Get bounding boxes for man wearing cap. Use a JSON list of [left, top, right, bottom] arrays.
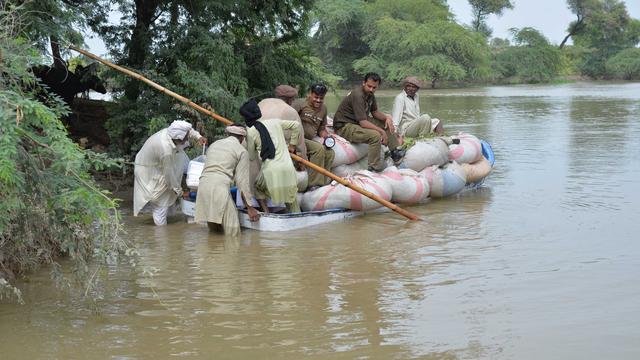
[[292, 83, 335, 190], [333, 72, 402, 172], [274, 84, 298, 106], [134, 120, 207, 225], [195, 124, 260, 236], [240, 99, 302, 213], [391, 76, 444, 139], [258, 85, 308, 164]]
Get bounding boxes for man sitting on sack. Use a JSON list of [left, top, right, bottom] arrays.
[[333, 72, 404, 172], [391, 76, 444, 139], [292, 83, 335, 191]]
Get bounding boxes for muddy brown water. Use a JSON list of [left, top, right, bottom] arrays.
[[2, 82, 640, 359]]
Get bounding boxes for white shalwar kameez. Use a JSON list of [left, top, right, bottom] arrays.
[[133, 126, 202, 225], [391, 90, 435, 138]]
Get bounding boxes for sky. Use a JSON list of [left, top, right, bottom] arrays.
[[447, 0, 640, 45]]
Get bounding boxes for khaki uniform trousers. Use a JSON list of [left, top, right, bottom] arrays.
[[305, 139, 335, 187], [336, 118, 398, 171]]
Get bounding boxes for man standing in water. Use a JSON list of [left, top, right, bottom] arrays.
[[391, 76, 444, 138], [195, 124, 260, 236], [133, 120, 207, 225], [293, 83, 335, 191], [333, 72, 403, 172]]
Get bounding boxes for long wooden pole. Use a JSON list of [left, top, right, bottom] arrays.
[[70, 46, 420, 221]]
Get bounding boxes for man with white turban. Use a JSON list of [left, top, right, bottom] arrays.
[[195, 124, 260, 236], [134, 120, 207, 225], [391, 76, 444, 139]]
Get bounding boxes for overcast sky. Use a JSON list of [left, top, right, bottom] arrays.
[[447, 0, 640, 45]]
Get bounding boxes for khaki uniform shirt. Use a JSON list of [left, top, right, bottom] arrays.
[[333, 86, 378, 128], [292, 98, 328, 139]]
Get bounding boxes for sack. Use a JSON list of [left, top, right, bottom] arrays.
[[330, 135, 369, 167], [186, 155, 206, 189], [331, 157, 368, 177], [448, 133, 483, 164], [381, 166, 429, 204], [301, 170, 392, 211], [461, 157, 492, 184], [420, 161, 467, 198], [296, 170, 308, 192], [400, 139, 449, 172]]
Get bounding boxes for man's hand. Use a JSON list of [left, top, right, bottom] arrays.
[[397, 134, 404, 146], [198, 137, 207, 146], [247, 206, 260, 222], [288, 144, 296, 154], [384, 115, 395, 134]]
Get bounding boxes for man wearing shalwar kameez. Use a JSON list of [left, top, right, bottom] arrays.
[[133, 120, 206, 225], [391, 76, 444, 139], [240, 99, 302, 213], [194, 125, 260, 236]]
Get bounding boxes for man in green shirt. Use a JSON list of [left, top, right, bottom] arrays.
[[292, 83, 335, 190], [333, 72, 402, 171]]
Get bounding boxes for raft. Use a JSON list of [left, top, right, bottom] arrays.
[[180, 138, 495, 232]]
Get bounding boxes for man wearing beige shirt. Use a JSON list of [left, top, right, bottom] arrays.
[[391, 76, 443, 139]]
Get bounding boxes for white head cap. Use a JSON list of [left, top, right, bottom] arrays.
[[167, 120, 193, 140]]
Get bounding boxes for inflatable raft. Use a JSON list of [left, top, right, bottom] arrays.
[[181, 135, 495, 232]]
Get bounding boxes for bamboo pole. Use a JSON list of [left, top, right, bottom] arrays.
[[70, 46, 420, 221]]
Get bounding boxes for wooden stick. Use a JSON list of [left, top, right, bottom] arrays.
[[70, 46, 420, 221]]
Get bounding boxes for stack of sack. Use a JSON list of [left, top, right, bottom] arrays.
[[299, 132, 492, 212]]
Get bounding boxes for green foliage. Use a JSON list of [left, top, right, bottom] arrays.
[[311, 0, 370, 82], [605, 48, 640, 80], [469, 0, 514, 37], [571, 0, 640, 78], [493, 27, 562, 83], [350, 0, 492, 87], [95, 0, 321, 155], [0, 4, 130, 303]]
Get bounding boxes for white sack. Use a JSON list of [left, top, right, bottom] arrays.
[[448, 133, 483, 164], [380, 166, 430, 204], [400, 139, 450, 172], [419, 161, 467, 198], [300, 170, 392, 211]]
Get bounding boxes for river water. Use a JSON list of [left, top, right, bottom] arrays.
[[2, 82, 639, 359]]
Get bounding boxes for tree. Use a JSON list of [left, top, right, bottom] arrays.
[[351, 0, 492, 87], [468, 0, 514, 38], [94, 0, 320, 155], [0, 3, 128, 302], [605, 48, 640, 80], [311, 0, 370, 82], [493, 27, 562, 83], [559, 0, 596, 49], [570, 0, 640, 78]]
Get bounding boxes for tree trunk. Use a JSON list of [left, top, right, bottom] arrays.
[[124, 0, 158, 103], [559, 17, 584, 49], [121, 0, 158, 153], [50, 36, 66, 69]]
